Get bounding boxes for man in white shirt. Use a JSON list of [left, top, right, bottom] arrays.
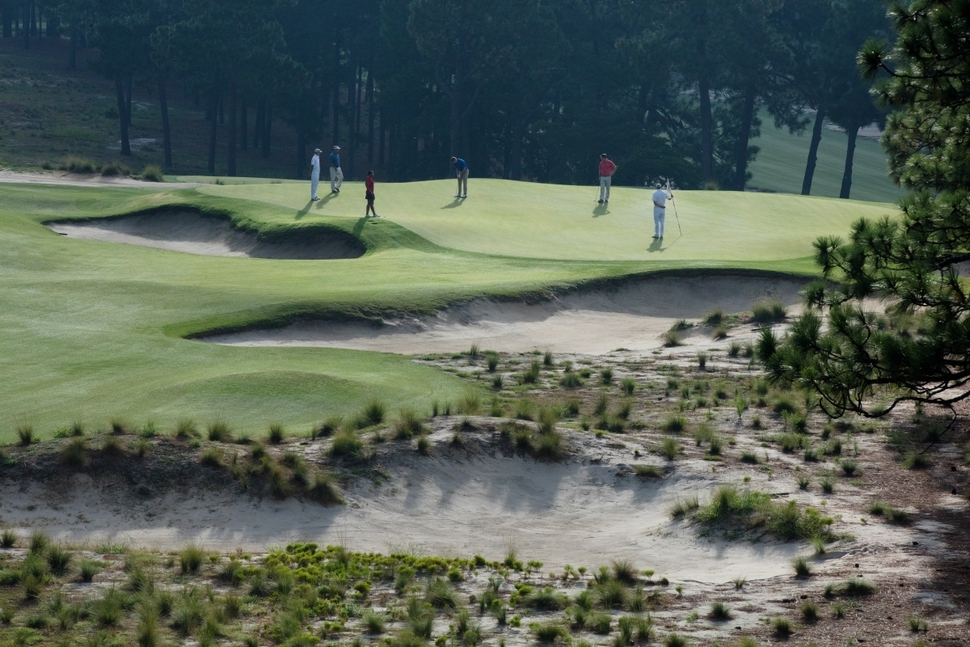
[[310, 148, 322, 201], [651, 182, 672, 239]]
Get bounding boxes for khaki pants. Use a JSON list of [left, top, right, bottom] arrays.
[[599, 176, 612, 201], [330, 166, 343, 191], [456, 168, 469, 195]]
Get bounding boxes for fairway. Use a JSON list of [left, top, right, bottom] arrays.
[[0, 178, 898, 442]]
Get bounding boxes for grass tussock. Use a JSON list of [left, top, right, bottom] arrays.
[[695, 486, 833, 541]]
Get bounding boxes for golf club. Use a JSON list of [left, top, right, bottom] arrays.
[[667, 178, 683, 236]]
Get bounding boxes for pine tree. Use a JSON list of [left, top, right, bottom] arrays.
[[758, 0, 970, 420]]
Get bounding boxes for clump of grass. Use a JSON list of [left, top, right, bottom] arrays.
[[664, 633, 688, 647], [468, 344, 481, 359], [820, 477, 835, 494], [315, 416, 343, 438], [175, 419, 198, 438], [179, 546, 205, 574], [515, 399, 535, 420], [330, 430, 369, 461], [752, 299, 787, 324], [521, 360, 542, 384], [663, 330, 682, 347], [1, 530, 17, 548], [29, 532, 50, 555], [308, 470, 342, 505], [727, 341, 743, 357], [739, 451, 759, 464], [200, 448, 223, 467], [61, 155, 99, 173], [837, 578, 877, 597], [46, 544, 72, 576], [486, 351, 500, 372], [16, 424, 35, 446], [771, 617, 791, 637], [696, 352, 708, 370], [776, 432, 806, 453], [458, 390, 481, 415], [394, 409, 425, 439], [662, 415, 687, 433], [79, 559, 101, 583], [357, 400, 386, 427], [669, 495, 699, 518], [100, 161, 130, 177], [660, 437, 681, 460], [792, 556, 812, 577], [709, 601, 731, 620], [634, 464, 663, 479], [141, 165, 164, 182], [363, 611, 387, 634], [60, 437, 88, 467], [267, 423, 285, 444], [903, 451, 932, 469], [207, 421, 233, 442], [704, 308, 724, 326], [416, 434, 432, 455], [530, 621, 568, 644], [621, 377, 635, 395], [840, 459, 859, 476], [801, 601, 819, 622]]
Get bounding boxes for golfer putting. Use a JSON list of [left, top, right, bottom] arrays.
[[651, 182, 673, 239]]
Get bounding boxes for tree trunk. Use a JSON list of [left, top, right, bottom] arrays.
[[227, 81, 237, 176], [331, 33, 341, 145], [348, 59, 360, 180], [46, 10, 59, 37], [115, 76, 131, 156], [29, 1, 36, 36], [366, 64, 375, 163], [698, 64, 713, 184], [733, 86, 757, 191], [378, 113, 386, 169], [839, 124, 859, 199], [208, 89, 219, 175], [508, 118, 524, 181], [239, 98, 247, 151], [22, 0, 29, 49], [3, 6, 12, 38], [68, 24, 76, 68], [254, 100, 264, 149], [296, 122, 306, 180], [158, 76, 172, 169], [124, 75, 133, 129], [449, 55, 463, 155], [261, 103, 272, 158], [801, 108, 825, 195]]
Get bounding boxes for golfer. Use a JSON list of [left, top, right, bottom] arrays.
[[598, 153, 617, 203], [309, 148, 322, 201], [451, 156, 468, 198], [365, 170, 379, 217], [329, 145, 343, 193], [652, 182, 672, 239]]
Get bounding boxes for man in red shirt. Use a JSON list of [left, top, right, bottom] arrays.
[[365, 170, 379, 217], [598, 153, 617, 203]]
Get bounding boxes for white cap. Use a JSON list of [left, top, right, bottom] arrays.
[[314, 148, 322, 153], [333, 145, 341, 150]]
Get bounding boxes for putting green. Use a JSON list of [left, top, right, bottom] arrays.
[[0, 179, 898, 442], [196, 179, 898, 262]]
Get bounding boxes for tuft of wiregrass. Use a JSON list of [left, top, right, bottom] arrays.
[[394, 409, 426, 439], [669, 495, 700, 519], [662, 415, 687, 433], [752, 299, 787, 324], [330, 430, 369, 462], [179, 546, 205, 574], [16, 424, 36, 446], [659, 437, 681, 461], [59, 437, 89, 468], [709, 601, 731, 620], [141, 165, 164, 182], [792, 556, 813, 578], [530, 621, 569, 644], [695, 486, 833, 541], [267, 423, 285, 444], [902, 451, 931, 470], [634, 464, 663, 479], [308, 470, 342, 505], [206, 421, 233, 443]]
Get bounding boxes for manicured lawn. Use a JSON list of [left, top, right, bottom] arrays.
[[0, 179, 897, 442]]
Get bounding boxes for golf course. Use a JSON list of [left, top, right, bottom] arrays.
[[0, 178, 898, 441]]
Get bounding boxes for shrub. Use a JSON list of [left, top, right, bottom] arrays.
[[62, 155, 99, 173], [141, 165, 164, 182], [207, 421, 233, 442]]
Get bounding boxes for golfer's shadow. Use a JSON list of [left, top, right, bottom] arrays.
[[647, 235, 680, 253], [441, 198, 464, 209], [592, 204, 609, 218], [295, 193, 336, 219]]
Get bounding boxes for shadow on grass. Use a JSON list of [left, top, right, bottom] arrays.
[[352, 217, 368, 238], [592, 204, 609, 218], [295, 193, 337, 219], [441, 198, 464, 209], [647, 234, 681, 253]]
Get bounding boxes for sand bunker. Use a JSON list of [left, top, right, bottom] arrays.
[[47, 210, 364, 259], [0, 426, 814, 582], [207, 274, 809, 354]]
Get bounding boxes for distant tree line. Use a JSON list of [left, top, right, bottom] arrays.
[[1, 0, 892, 195]]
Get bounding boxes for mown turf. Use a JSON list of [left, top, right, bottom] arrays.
[[0, 180, 897, 441], [195, 179, 899, 262]]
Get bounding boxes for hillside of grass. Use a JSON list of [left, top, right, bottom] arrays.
[[0, 179, 899, 442], [748, 111, 903, 203]]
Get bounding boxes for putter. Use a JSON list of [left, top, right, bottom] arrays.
[[667, 179, 683, 236]]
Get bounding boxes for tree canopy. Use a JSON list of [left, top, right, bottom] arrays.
[[758, 0, 970, 420]]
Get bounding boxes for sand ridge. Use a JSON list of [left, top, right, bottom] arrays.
[[205, 273, 810, 354], [47, 210, 365, 259]]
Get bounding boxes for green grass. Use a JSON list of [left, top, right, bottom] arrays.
[[0, 179, 899, 440], [748, 109, 904, 203]]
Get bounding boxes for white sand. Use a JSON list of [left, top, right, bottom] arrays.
[[207, 274, 809, 354], [0, 169, 203, 189], [47, 211, 364, 259]]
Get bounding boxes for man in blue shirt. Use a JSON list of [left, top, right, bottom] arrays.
[[329, 145, 343, 194], [451, 156, 468, 198]]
